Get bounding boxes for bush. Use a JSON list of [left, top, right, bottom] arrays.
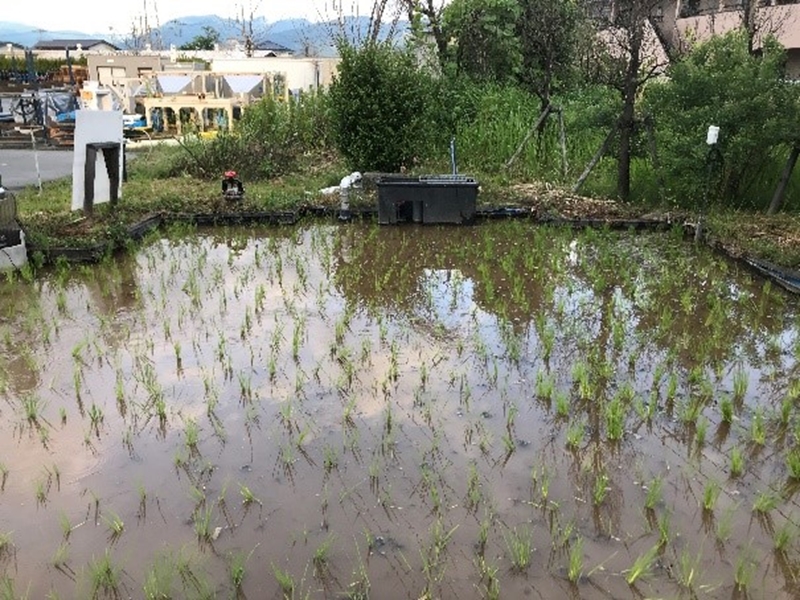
[[644, 31, 800, 209], [168, 92, 330, 181], [328, 42, 438, 172]]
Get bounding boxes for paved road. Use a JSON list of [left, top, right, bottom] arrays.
[[0, 148, 74, 190]]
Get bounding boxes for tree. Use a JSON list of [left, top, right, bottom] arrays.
[[588, 0, 667, 201], [516, 0, 585, 113], [328, 43, 436, 172], [179, 26, 220, 51], [644, 30, 798, 209], [401, 0, 449, 68], [442, 0, 522, 82]]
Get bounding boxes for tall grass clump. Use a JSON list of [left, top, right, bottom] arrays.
[[168, 91, 329, 181]]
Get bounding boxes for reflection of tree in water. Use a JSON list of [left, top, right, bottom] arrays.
[[331, 221, 564, 328], [331, 221, 800, 540], [332, 222, 795, 372]]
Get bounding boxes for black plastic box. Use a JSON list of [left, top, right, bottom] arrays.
[[377, 175, 478, 225]]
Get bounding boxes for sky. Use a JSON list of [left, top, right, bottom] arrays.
[[3, 0, 380, 34]]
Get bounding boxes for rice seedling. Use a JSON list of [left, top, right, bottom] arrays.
[[103, 510, 124, 540], [785, 449, 800, 480], [0, 463, 7, 492], [504, 526, 533, 572], [465, 462, 481, 510], [643, 476, 662, 511], [702, 480, 720, 512], [59, 512, 72, 539], [729, 446, 744, 477], [605, 395, 625, 441], [0, 532, 13, 560], [675, 547, 701, 589], [593, 472, 610, 506], [774, 522, 797, 554], [193, 506, 215, 544], [52, 542, 70, 569], [535, 372, 555, 401], [719, 396, 734, 424], [625, 545, 659, 585], [567, 536, 584, 583], [732, 369, 748, 402], [20, 394, 44, 423], [695, 416, 708, 448], [734, 548, 755, 592], [565, 420, 585, 449], [239, 483, 261, 506], [554, 391, 569, 418], [313, 535, 335, 577], [474, 555, 500, 600], [183, 418, 199, 450], [272, 564, 295, 598], [228, 549, 251, 591], [753, 490, 779, 514], [750, 408, 766, 445], [477, 513, 491, 555], [87, 549, 121, 599]]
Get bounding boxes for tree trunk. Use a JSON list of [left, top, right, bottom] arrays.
[[573, 125, 618, 193], [768, 145, 800, 215], [504, 104, 552, 170]]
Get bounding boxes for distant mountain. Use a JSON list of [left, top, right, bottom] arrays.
[[0, 15, 407, 56], [0, 21, 102, 47]]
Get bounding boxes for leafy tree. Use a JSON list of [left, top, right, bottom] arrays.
[[644, 30, 799, 209], [401, 0, 449, 68], [328, 42, 436, 172], [587, 0, 667, 201], [179, 26, 220, 51], [516, 0, 585, 113], [442, 0, 522, 82]]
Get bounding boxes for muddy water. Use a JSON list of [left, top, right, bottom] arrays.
[[0, 221, 798, 599]]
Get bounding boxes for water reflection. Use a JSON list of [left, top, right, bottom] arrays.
[[0, 221, 796, 599]]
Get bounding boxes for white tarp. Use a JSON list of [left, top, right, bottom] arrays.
[[223, 75, 263, 95], [156, 75, 192, 95]]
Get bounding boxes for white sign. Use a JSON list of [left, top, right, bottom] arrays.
[[71, 110, 124, 212]]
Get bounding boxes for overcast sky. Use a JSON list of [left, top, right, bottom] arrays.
[[3, 0, 380, 35]]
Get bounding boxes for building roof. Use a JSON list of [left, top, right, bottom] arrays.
[[33, 39, 120, 51], [0, 41, 25, 49], [254, 39, 293, 54]]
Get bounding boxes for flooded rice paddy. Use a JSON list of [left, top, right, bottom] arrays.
[[0, 220, 799, 599]]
